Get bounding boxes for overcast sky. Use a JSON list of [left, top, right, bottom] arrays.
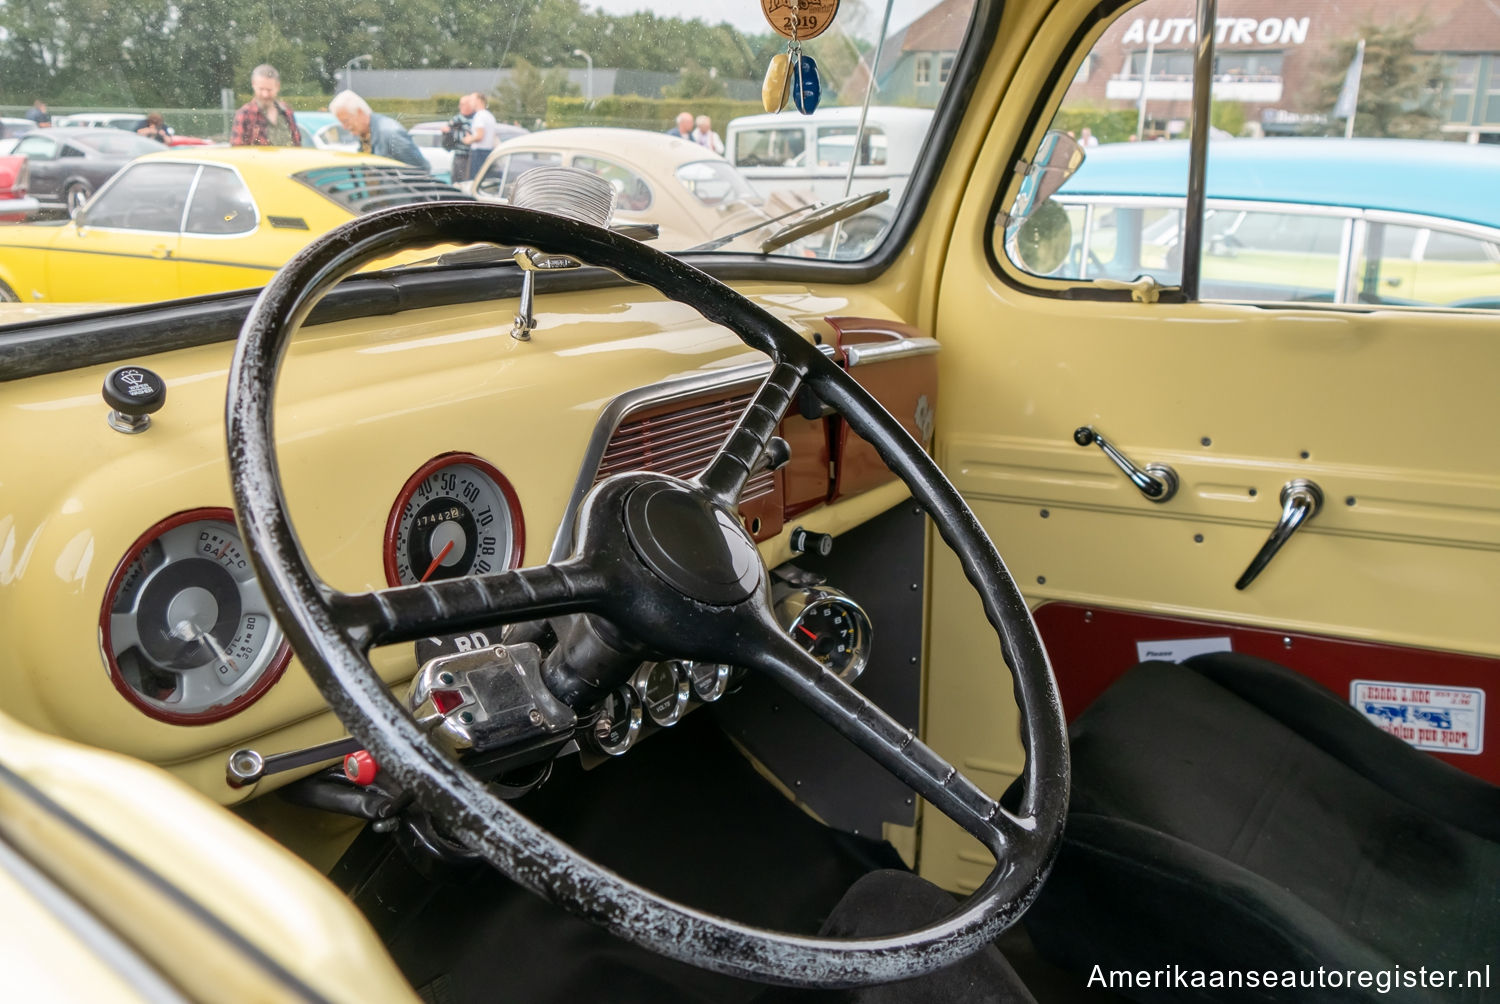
[[586, 0, 938, 40]]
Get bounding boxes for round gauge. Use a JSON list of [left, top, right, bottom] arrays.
[[636, 661, 690, 727], [680, 660, 731, 703], [384, 453, 524, 586], [783, 590, 873, 683], [100, 508, 290, 723], [589, 685, 643, 756]]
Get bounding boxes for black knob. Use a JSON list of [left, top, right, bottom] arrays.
[[756, 436, 791, 474], [790, 527, 834, 558], [103, 366, 166, 417], [103, 365, 166, 433], [1073, 426, 1096, 447]]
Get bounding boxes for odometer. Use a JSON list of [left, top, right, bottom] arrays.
[[385, 453, 524, 586]]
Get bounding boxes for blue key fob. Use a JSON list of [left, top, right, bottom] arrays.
[[793, 54, 821, 114]]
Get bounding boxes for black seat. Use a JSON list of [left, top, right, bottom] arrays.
[[1023, 652, 1500, 1002]]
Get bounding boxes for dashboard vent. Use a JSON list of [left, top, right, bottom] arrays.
[[595, 392, 776, 503]]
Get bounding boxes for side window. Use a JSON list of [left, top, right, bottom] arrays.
[[475, 152, 563, 201], [1357, 223, 1500, 308], [573, 155, 652, 212], [60, 144, 86, 158], [16, 135, 57, 160], [732, 128, 806, 168], [185, 166, 257, 235], [83, 163, 199, 232], [998, 0, 1500, 311], [815, 126, 888, 167]]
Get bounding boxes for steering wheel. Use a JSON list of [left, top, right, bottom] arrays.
[[226, 202, 1068, 988]]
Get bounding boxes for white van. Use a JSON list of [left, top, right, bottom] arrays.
[[725, 106, 934, 205]]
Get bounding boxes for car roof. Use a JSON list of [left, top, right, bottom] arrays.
[[133, 146, 409, 173], [727, 106, 935, 129], [1057, 138, 1500, 230], [492, 128, 723, 168]]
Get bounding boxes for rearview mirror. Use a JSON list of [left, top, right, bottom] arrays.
[[1007, 130, 1084, 227]]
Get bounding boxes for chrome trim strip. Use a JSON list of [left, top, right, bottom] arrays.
[[843, 335, 939, 367], [0, 834, 191, 1003]]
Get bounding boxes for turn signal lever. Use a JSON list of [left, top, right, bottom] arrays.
[[1073, 426, 1178, 503]]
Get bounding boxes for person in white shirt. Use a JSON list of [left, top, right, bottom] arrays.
[[464, 93, 500, 176], [691, 114, 725, 156]]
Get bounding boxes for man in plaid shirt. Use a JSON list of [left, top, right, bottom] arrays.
[[231, 64, 302, 147]]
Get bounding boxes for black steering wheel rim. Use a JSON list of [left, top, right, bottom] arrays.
[[226, 201, 1068, 988]]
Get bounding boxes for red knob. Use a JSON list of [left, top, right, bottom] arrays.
[[344, 750, 379, 786]]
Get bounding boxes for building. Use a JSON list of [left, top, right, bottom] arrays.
[[1063, 0, 1500, 143]]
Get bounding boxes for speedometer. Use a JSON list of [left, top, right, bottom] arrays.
[[384, 453, 524, 586], [100, 508, 290, 723]]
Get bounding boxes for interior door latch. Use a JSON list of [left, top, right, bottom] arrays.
[[1235, 479, 1323, 590]]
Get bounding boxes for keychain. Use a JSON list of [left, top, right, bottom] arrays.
[[761, 0, 837, 114]]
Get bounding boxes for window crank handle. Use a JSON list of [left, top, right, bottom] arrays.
[[1074, 426, 1178, 503]]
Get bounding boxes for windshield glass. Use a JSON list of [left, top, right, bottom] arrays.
[[0, 0, 977, 306]]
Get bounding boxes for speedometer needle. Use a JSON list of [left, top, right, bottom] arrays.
[[420, 540, 456, 583]]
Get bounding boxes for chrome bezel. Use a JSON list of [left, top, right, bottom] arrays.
[[681, 660, 732, 703], [590, 685, 644, 756], [776, 586, 874, 684], [636, 661, 691, 727]]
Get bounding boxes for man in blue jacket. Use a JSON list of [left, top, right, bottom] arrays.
[[330, 90, 428, 171]]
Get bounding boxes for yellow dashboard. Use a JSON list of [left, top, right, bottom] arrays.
[[0, 280, 933, 805]]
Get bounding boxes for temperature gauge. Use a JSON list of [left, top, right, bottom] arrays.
[[100, 508, 290, 723]]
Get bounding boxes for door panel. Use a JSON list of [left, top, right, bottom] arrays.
[[919, 105, 1500, 900], [45, 226, 180, 302]]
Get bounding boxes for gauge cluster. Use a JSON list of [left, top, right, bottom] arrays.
[[100, 508, 291, 724]]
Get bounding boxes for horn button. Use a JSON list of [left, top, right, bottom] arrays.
[[623, 481, 761, 605]]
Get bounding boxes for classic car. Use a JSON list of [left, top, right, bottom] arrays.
[[0, 0, 1496, 1000], [0, 146, 465, 304], [468, 128, 787, 252], [411, 120, 530, 182], [0, 146, 35, 222], [1032, 137, 1500, 308], [0, 116, 38, 138], [8, 127, 165, 217]]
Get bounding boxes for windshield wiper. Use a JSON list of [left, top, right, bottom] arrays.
[[683, 203, 826, 253], [758, 190, 889, 254]]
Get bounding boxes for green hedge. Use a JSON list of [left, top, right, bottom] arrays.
[[546, 95, 765, 132], [1050, 107, 1140, 144]]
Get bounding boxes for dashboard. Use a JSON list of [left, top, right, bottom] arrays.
[[0, 282, 936, 804]]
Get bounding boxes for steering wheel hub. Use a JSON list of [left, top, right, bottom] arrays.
[[623, 480, 760, 605]]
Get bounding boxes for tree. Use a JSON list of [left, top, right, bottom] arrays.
[[1312, 17, 1445, 140], [493, 57, 578, 128]]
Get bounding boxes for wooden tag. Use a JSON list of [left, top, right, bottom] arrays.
[[761, 0, 839, 41]]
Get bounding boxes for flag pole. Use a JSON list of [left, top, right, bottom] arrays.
[[1341, 38, 1365, 139]]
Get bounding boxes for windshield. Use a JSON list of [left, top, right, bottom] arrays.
[[0, 0, 978, 306]]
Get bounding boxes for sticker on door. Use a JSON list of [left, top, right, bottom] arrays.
[[1350, 680, 1484, 755], [1135, 637, 1233, 663]]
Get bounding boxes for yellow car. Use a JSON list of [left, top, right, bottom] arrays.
[[0, 146, 465, 303]]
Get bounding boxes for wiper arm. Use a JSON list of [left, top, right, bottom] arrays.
[[682, 203, 824, 253], [758, 190, 889, 253]]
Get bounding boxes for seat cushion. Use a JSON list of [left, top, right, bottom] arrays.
[[1024, 654, 1499, 1002]]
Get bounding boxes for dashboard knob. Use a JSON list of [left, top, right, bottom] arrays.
[[790, 527, 834, 558], [102, 365, 166, 434], [344, 750, 380, 786]]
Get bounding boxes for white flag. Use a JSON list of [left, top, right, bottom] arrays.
[[1333, 39, 1365, 119]]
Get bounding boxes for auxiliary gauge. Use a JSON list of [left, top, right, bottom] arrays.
[[100, 508, 290, 723], [385, 453, 525, 586], [776, 586, 873, 684]]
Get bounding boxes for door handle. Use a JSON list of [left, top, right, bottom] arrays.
[[150, 245, 172, 259], [1235, 479, 1323, 590], [1073, 426, 1178, 503]]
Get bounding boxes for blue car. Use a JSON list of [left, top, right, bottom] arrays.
[[1039, 138, 1500, 309]]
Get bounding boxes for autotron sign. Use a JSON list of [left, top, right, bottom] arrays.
[[1120, 17, 1311, 47]]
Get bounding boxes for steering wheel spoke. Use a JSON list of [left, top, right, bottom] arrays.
[[745, 627, 1019, 853], [698, 359, 803, 506], [328, 559, 604, 650]]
